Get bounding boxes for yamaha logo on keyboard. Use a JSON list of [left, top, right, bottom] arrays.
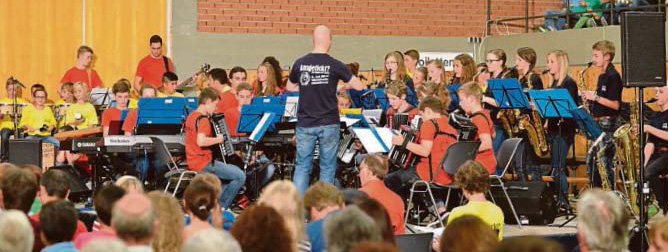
[[77, 142, 96, 148]]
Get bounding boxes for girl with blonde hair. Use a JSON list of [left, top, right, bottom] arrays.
[[257, 180, 310, 252]]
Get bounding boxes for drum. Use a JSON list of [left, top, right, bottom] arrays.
[[0, 103, 27, 117]]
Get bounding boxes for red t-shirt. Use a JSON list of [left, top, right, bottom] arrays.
[[101, 107, 122, 127], [471, 110, 497, 174], [360, 180, 405, 234], [30, 212, 88, 242], [185, 111, 212, 171], [73, 230, 116, 249], [385, 106, 418, 128], [416, 116, 457, 184], [217, 90, 238, 114], [135, 55, 174, 88], [60, 67, 102, 89], [223, 107, 245, 136], [121, 109, 137, 134]]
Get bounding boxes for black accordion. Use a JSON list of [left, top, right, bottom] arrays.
[[209, 113, 236, 163], [337, 128, 357, 164], [388, 113, 410, 130], [448, 111, 478, 141], [388, 125, 419, 171]]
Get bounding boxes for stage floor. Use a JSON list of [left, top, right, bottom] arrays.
[[407, 215, 578, 238]]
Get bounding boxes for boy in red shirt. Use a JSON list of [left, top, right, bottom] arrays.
[[60, 46, 103, 89], [207, 68, 238, 114], [359, 154, 405, 234], [385, 81, 418, 129], [133, 35, 174, 91], [457, 82, 497, 174], [184, 88, 245, 209], [384, 96, 458, 195], [101, 80, 131, 136]]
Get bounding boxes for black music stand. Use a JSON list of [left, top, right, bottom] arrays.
[[529, 89, 577, 227]]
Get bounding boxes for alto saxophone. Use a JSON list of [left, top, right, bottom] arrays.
[[518, 73, 549, 157], [612, 100, 640, 215], [578, 62, 593, 113]]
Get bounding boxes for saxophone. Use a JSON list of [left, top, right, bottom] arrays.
[[612, 100, 640, 215], [595, 139, 612, 191], [518, 73, 549, 157], [578, 62, 593, 113], [498, 109, 520, 138]]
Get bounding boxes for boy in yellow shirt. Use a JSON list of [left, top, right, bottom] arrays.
[[0, 77, 28, 161], [20, 86, 60, 152], [158, 71, 184, 97]]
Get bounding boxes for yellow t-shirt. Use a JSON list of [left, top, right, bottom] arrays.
[[447, 200, 504, 239], [65, 102, 99, 129], [157, 91, 184, 97], [0, 97, 28, 129], [20, 105, 56, 136]]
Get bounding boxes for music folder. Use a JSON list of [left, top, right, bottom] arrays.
[[249, 113, 276, 143]]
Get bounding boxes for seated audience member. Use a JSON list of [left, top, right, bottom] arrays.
[[74, 184, 126, 249], [181, 228, 242, 252], [448, 160, 504, 238], [324, 205, 382, 252], [80, 239, 128, 252], [648, 216, 668, 252], [257, 180, 310, 252], [435, 215, 499, 252], [32, 169, 88, 237], [190, 174, 230, 229], [494, 236, 564, 252], [147, 191, 184, 252], [355, 198, 396, 245], [114, 175, 144, 194], [39, 200, 79, 252], [0, 168, 42, 251], [304, 182, 345, 252], [351, 242, 400, 252], [230, 205, 293, 252], [182, 181, 218, 241], [0, 210, 34, 252], [358, 154, 404, 234], [576, 188, 629, 252], [158, 71, 184, 97], [342, 188, 369, 206], [111, 193, 155, 251]]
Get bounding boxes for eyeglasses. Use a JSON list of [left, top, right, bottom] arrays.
[[485, 59, 501, 63]]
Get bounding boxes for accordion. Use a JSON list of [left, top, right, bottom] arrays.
[[209, 113, 236, 163], [337, 129, 357, 164], [388, 112, 410, 130], [448, 111, 478, 141], [388, 125, 419, 170]]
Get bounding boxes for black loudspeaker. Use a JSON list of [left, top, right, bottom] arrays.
[[621, 12, 666, 87], [488, 181, 557, 225], [50, 165, 90, 203], [8, 139, 55, 170]]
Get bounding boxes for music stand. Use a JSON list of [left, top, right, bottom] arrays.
[[241, 112, 277, 199], [571, 107, 603, 140], [528, 88, 577, 227], [135, 97, 190, 135], [348, 89, 375, 109], [237, 104, 285, 133], [372, 88, 390, 111], [89, 88, 112, 107], [488, 79, 531, 110]]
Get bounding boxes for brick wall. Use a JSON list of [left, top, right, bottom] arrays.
[[197, 0, 563, 37]]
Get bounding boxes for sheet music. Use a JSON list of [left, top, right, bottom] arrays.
[[284, 96, 298, 117], [340, 117, 361, 127], [362, 109, 382, 123], [89, 87, 112, 106], [249, 113, 274, 142], [352, 127, 393, 153]]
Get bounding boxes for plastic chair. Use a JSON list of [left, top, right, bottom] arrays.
[[489, 138, 524, 227]]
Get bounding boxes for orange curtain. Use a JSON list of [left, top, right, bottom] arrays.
[[0, 0, 166, 100]]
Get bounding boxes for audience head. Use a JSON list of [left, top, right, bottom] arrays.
[[324, 205, 382, 252], [77, 45, 94, 67], [191, 173, 223, 199], [403, 49, 419, 70], [453, 54, 476, 84], [0, 210, 34, 252], [304, 181, 344, 220], [2, 168, 38, 213], [342, 188, 369, 206], [486, 49, 507, 76], [207, 68, 229, 89], [426, 59, 446, 84], [312, 25, 332, 52], [454, 160, 490, 196], [359, 154, 389, 185], [417, 96, 444, 119], [39, 168, 71, 204], [112, 193, 155, 245], [257, 180, 306, 242], [494, 236, 564, 252], [149, 35, 163, 57], [592, 40, 615, 66], [576, 188, 629, 252], [441, 215, 499, 252], [354, 197, 395, 245], [457, 81, 483, 113], [184, 181, 217, 221], [161, 71, 179, 94], [40, 200, 78, 245], [80, 239, 128, 252], [198, 87, 220, 114], [229, 66, 248, 88], [147, 191, 184, 252], [93, 184, 126, 227], [0, 162, 19, 209], [115, 175, 144, 194], [182, 228, 242, 252], [351, 242, 400, 252], [649, 216, 668, 252], [230, 204, 294, 252]]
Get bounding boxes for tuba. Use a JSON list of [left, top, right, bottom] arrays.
[[612, 100, 640, 215]]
